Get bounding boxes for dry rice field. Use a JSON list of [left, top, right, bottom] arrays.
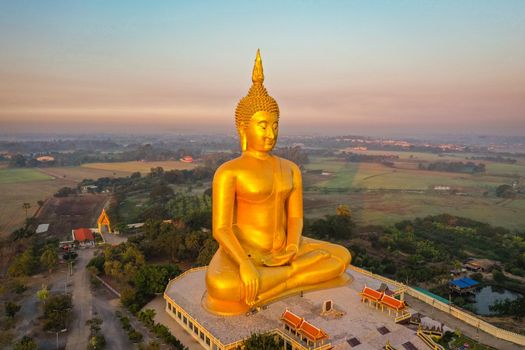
[[81, 160, 196, 173]]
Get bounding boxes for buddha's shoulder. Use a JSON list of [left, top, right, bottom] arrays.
[[213, 157, 244, 177], [274, 156, 301, 173]]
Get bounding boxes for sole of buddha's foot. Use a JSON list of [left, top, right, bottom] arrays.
[[290, 249, 330, 273], [201, 291, 251, 316]]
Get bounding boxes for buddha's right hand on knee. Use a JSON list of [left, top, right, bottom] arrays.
[[240, 260, 260, 306]]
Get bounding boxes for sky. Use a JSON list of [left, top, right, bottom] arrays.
[[0, 0, 524, 137]]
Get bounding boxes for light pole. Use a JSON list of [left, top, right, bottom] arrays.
[[49, 328, 67, 350]]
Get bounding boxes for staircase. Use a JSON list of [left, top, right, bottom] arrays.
[[417, 326, 445, 350]]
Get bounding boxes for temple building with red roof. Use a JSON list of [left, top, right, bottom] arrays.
[[72, 228, 96, 247], [281, 309, 329, 349], [360, 285, 411, 322]]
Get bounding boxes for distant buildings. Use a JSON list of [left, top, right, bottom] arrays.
[[433, 185, 451, 191], [35, 155, 55, 162], [449, 277, 480, 294]]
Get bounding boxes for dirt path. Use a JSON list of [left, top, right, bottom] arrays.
[[65, 249, 94, 350]]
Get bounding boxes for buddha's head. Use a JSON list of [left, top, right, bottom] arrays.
[[235, 50, 280, 152]]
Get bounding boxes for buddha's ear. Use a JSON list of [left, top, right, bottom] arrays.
[[239, 126, 247, 151]]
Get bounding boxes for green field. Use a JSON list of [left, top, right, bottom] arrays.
[[303, 156, 525, 230], [0, 168, 53, 184]]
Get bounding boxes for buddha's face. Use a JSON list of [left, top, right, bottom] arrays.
[[242, 111, 279, 152]]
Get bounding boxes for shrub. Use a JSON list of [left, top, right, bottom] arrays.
[[13, 336, 37, 350], [243, 332, 282, 350], [87, 255, 105, 274], [4, 302, 21, 318], [43, 294, 72, 331], [128, 329, 143, 343], [87, 334, 106, 350]]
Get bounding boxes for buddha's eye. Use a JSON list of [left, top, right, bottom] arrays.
[[273, 123, 278, 130], [258, 122, 267, 130]]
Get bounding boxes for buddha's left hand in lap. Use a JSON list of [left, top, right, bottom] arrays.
[[261, 244, 298, 267]]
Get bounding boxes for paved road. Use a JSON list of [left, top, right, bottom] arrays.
[[64, 248, 144, 350], [100, 232, 128, 246], [66, 249, 94, 350], [405, 295, 523, 350], [92, 289, 134, 350]]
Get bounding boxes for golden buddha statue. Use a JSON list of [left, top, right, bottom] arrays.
[[203, 50, 351, 316]]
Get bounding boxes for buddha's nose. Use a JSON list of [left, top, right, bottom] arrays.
[[266, 127, 276, 141]]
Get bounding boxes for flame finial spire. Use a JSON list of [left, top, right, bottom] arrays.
[[252, 49, 264, 83], [235, 49, 279, 133]]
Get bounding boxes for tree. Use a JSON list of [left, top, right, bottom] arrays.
[[9, 154, 26, 168], [4, 301, 21, 318], [37, 200, 45, 208], [40, 246, 59, 272], [13, 336, 37, 350], [243, 332, 282, 350], [145, 341, 161, 350], [37, 285, 49, 305], [197, 238, 218, 266], [22, 203, 31, 219], [43, 294, 72, 331], [8, 248, 37, 277], [490, 296, 525, 319], [336, 204, 351, 217], [133, 264, 180, 296], [137, 309, 156, 327], [54, 187, 76, 197], [496, 184, 515, 198], [86, 317, 103, 334], [88, 334, 106, 350]]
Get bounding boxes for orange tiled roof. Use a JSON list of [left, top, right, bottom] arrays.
[[380, 294, 406, 310], [298, 320, 328, 341], [281, 309, 303, 328], [73, 228, 94, 241], [361, 286, 383, 301]]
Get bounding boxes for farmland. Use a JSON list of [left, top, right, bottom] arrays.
[[0, 160, 199, 236], [0, 168, 53, 184], [0, 165, 131, 236], [36, 194, 109, 241], [81, 160, 196, 173], [303, 154, 525, 230]]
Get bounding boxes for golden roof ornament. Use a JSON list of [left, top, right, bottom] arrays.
[[235, 49, 280, 133]]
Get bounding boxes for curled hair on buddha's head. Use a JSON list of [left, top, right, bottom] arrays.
[[235, 49, 280, 134]]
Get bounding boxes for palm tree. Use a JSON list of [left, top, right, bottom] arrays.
[[22, 202, 31, 219]]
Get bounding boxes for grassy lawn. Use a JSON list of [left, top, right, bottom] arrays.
[[0, 168, 53, 184]]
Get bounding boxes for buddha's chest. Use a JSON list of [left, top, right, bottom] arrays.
[[236, 160, 293, 202]]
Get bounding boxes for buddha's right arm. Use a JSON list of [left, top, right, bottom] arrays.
[[212, 167, 250, 266]]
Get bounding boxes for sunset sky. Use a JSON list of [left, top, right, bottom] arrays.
[[1, 0, 524, 136]]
